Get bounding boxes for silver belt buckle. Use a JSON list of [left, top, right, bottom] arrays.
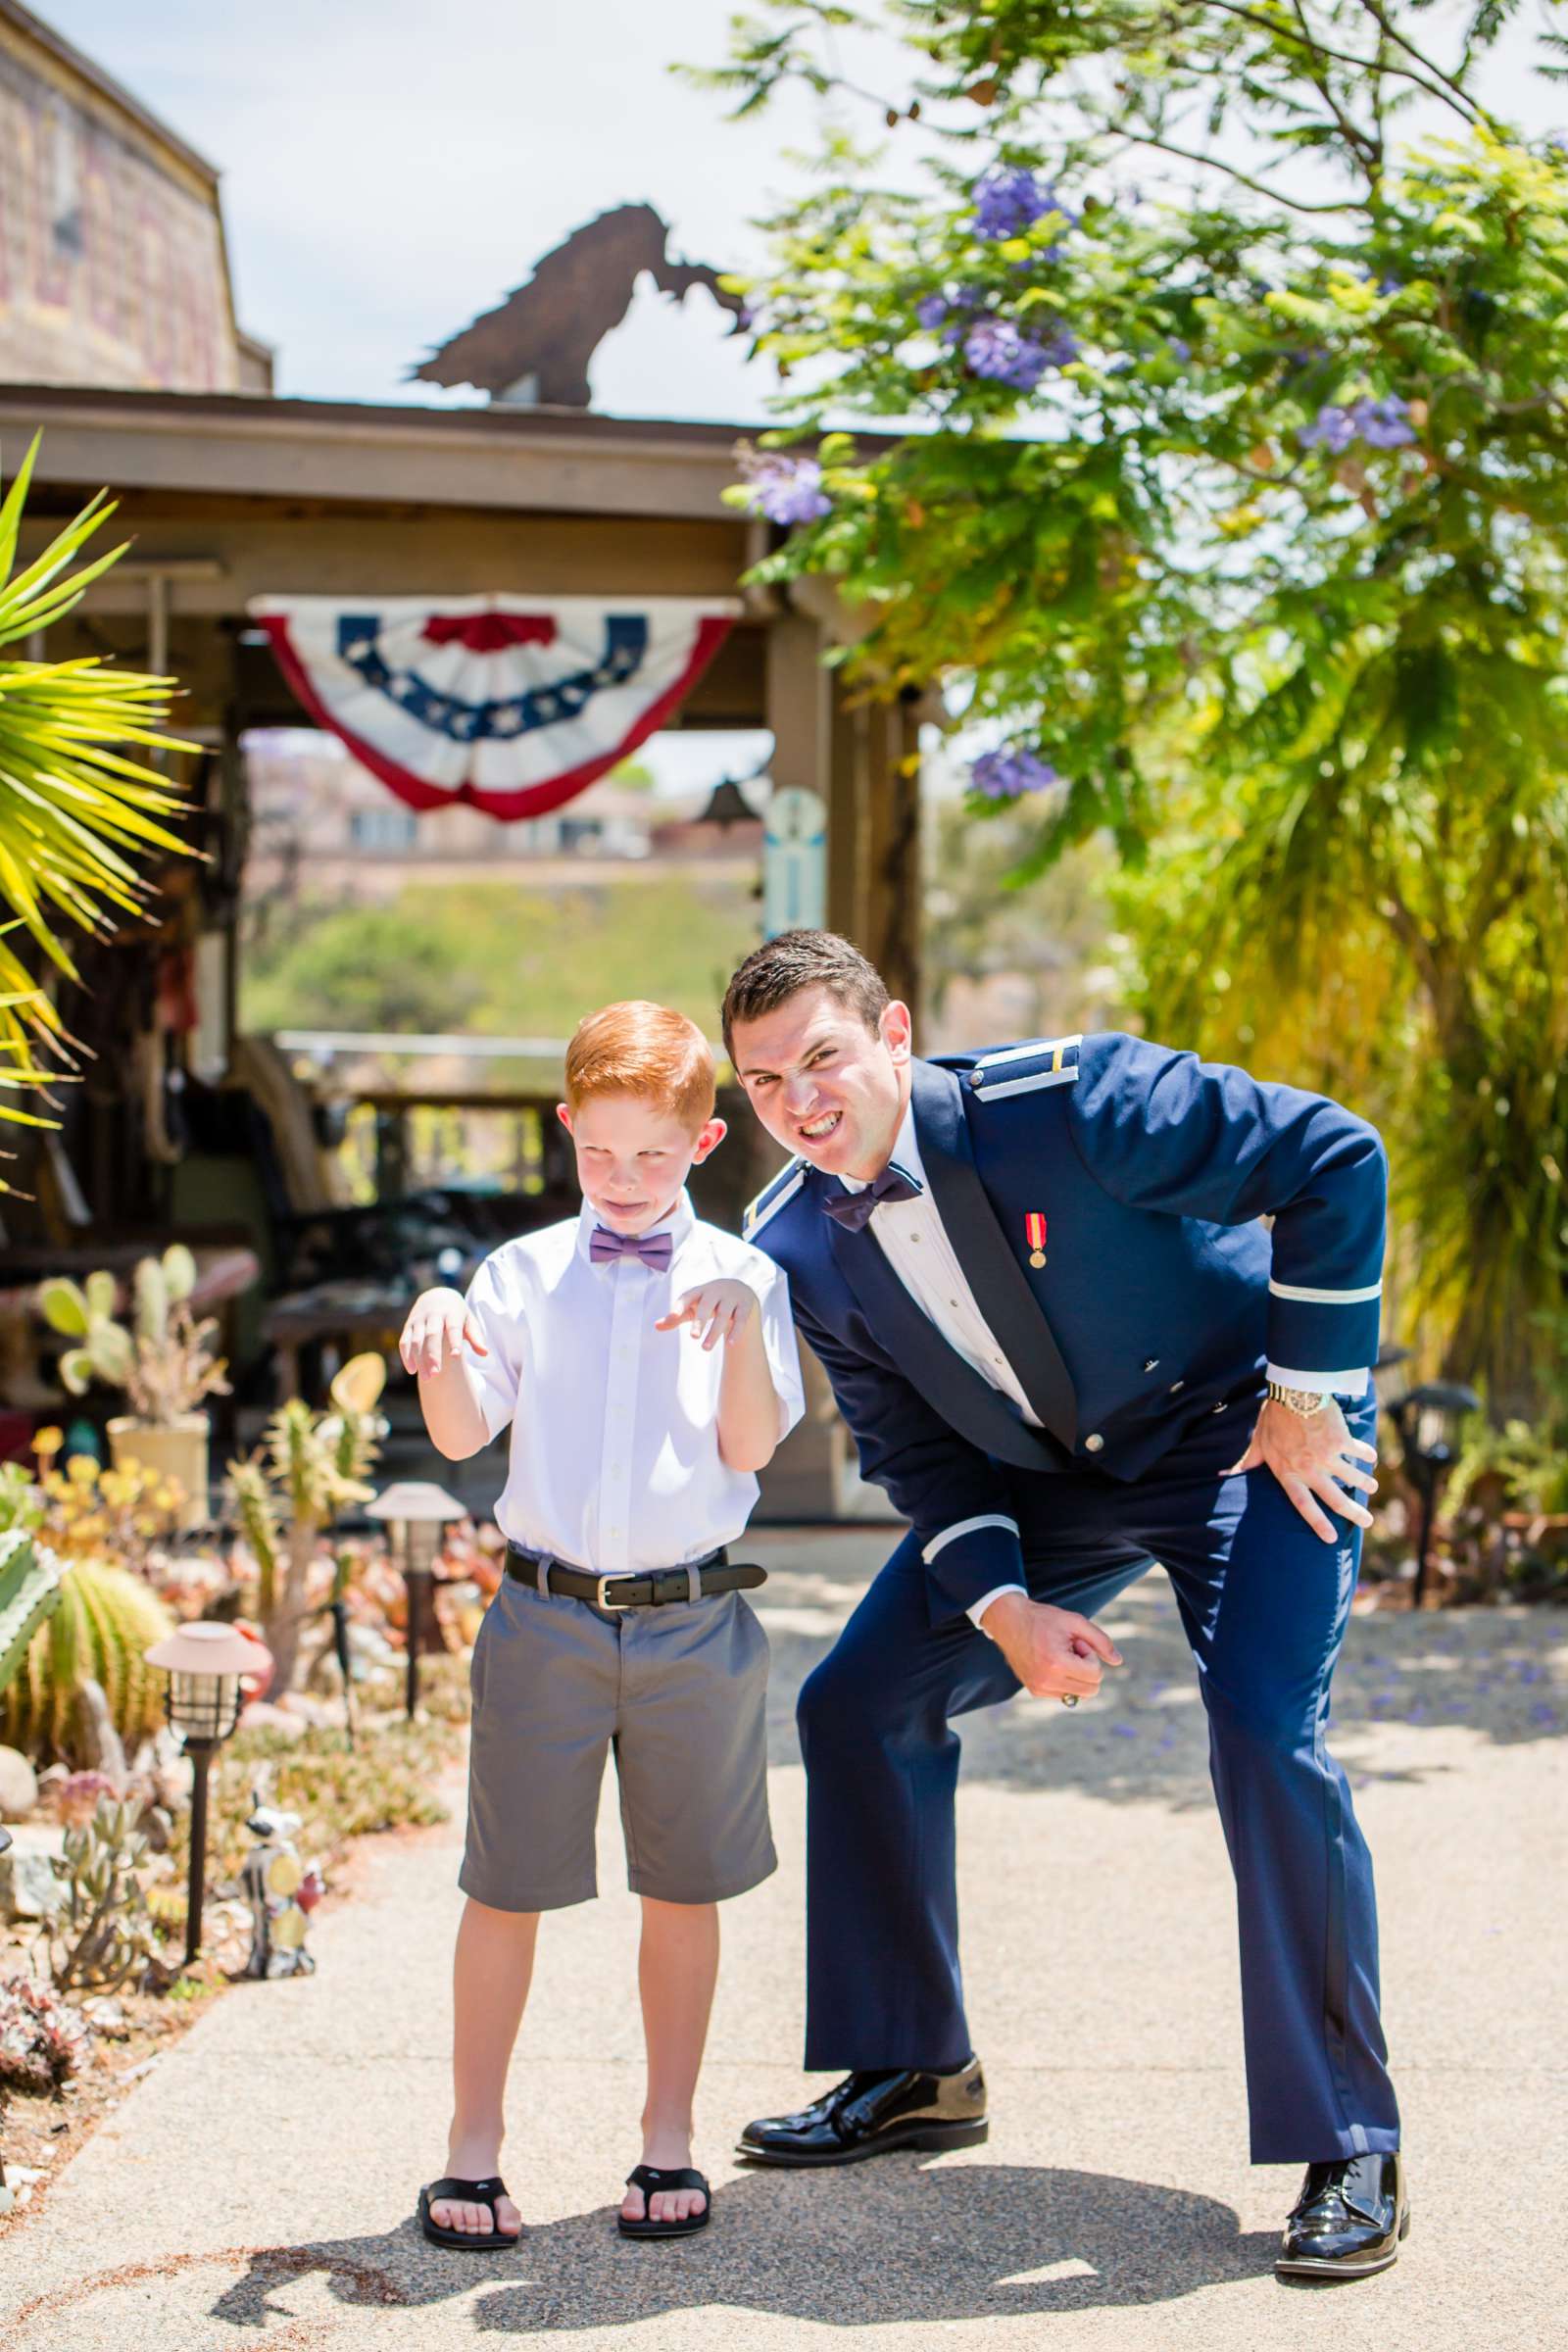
[[595, 1574, 635, 1610]]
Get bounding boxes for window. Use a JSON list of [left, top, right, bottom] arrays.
[[349, 805, 418, 851]]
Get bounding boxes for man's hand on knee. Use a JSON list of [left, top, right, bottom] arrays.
[[1228, 1396, 1378, 1542], [976, 1594, 1123, 1700]]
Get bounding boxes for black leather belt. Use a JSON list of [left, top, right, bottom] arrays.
[[505, 1543, 765, 1610]]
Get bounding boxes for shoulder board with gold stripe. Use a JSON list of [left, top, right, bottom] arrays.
[[743, 1157, 807, 1237], [965, 1035, 1083, 1102]]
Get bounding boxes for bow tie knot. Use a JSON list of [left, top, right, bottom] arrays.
[[820, 1162, 923, 1232], [589, 1224, 674, 1271]]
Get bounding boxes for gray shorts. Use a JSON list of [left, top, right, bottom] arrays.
[[460, 1573, 775, 1912]]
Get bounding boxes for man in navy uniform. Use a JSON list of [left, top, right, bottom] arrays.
[[723, 931, 1405, 2281]]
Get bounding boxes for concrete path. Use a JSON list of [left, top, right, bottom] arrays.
[[2, 1531, 1564, 2352]]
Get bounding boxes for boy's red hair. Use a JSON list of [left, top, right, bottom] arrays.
[[564, 1001, 716, 1130]]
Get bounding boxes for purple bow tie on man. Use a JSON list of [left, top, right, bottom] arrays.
[[820, 1163, 923, 1233], [589, 1225, 674, 1271]]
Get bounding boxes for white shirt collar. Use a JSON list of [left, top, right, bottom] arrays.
[[838, 1097, 924, 1196], [575, 1185, 696, 1264]]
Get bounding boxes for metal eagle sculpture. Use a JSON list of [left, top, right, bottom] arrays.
[[408, 203, 747, 407]]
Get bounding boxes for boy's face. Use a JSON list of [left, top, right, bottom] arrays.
[[729, 983, 911, 1181], [556, 1093, 724, 1234]]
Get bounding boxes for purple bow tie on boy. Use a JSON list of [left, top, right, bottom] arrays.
[[589, 1225, 674, 1271], [820, 1163, 923, 1233]]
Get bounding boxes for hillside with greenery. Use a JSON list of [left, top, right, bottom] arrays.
[[239, 871, 761, 1046]]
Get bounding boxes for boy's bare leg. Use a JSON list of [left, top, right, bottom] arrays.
[[429, 1896, 538, 2236], [620, 1896, 720, 2227]]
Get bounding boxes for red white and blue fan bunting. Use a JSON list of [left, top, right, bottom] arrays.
[[249, 595, 738, 821]]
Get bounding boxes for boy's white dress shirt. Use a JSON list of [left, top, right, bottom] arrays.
[[462, 1189, 805, 1577]]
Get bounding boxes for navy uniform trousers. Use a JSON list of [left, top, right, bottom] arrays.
[[796, 1388, 1399, 2166]]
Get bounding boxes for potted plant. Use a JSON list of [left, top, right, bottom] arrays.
[[37, 1247, 230, 1529]]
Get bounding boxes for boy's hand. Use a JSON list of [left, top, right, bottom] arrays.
[[655, 1280, 760, 1352], [398, 1287, 488, 1378]]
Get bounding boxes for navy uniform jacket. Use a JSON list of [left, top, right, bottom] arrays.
[[744, 1035, 1387, 1618]]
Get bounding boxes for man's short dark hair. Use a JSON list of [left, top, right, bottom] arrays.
[[721, 930, 890, 1063]]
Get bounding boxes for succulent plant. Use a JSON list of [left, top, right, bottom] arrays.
[[225, 1357, 384, 1698], [37, 1247, 229, 1426], [0, 1975, 91, 2094], [42, 1793, 164, 1994], [0, 1558, 172, 1766]]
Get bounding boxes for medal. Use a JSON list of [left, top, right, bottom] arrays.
[[1025, 1211, 1047, 1269]]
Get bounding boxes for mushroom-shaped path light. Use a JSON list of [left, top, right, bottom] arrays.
[[366, 1482, 464, 1719], [146, 1621, 271, 1967]]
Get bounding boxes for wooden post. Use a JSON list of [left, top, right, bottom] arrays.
[[827, 675, 869, 949], [861, 696, 923, 1034], [765, 607, 832, 810]]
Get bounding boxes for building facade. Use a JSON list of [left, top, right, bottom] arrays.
[[0, 0, 269, 393]]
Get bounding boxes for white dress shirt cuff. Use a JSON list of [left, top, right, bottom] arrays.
[[968, 1582, 1027, 1631], [1265, 1362, 1369, 1398]]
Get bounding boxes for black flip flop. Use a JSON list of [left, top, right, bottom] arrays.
[[417, 2175, 521, 2249], [618, 2163, 711, 2240]]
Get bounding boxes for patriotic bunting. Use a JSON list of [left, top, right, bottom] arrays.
[[249, 595, 738, 821]]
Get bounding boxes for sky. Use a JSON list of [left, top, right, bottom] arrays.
[[39, 0, 818, 418], [30, 1, 1557, 805], [38, 0, 1559, 421]]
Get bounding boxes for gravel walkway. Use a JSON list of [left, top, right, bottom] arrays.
[[2, 1530, 1563, 2352]]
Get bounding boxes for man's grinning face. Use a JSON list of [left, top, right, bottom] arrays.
[[730, 985, 911, 1180]]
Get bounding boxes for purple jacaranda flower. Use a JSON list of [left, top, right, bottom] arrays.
[[739, 450, 832, 527], [964, 318, 1048, 387], [1376, 275, 1402, 296], [1298, 404, 1358, 453], [962, 318, 1075, 390], [973, 168, 1078, 242], [915, 292, 952, 330], [969, 747, 1061, 798], [1168, 337, 1192, 363], [1351, 394, 1416, 448]]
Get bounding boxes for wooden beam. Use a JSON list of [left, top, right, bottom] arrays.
[[862, 697, 923, 1028]]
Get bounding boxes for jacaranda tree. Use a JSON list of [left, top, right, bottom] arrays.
[[700, 0, 1568, 1413]]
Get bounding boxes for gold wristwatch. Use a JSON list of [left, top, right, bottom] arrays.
[[1265, 1381, 1330, 1418]]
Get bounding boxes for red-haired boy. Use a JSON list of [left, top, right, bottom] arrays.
[[398, 1002, 803, 2246]]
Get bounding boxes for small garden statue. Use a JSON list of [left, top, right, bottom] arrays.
[[239, 1796, 322, 1981]]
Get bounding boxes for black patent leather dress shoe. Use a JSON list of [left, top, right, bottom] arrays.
[[1276, 2151, 1409, 2279], [737, 2059, 988, 2167]]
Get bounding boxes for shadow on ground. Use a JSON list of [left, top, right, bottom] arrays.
[[206, 2161, 1279, 2332], [755, 1539, 1568, 1809]]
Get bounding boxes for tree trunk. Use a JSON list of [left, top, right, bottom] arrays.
[[262, 1524, 318, 1697]]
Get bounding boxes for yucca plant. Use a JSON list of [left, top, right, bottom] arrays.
[[0, 432, 194, 1152]]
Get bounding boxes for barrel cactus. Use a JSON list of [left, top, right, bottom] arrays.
[[0, 1557, 172, 1766]]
